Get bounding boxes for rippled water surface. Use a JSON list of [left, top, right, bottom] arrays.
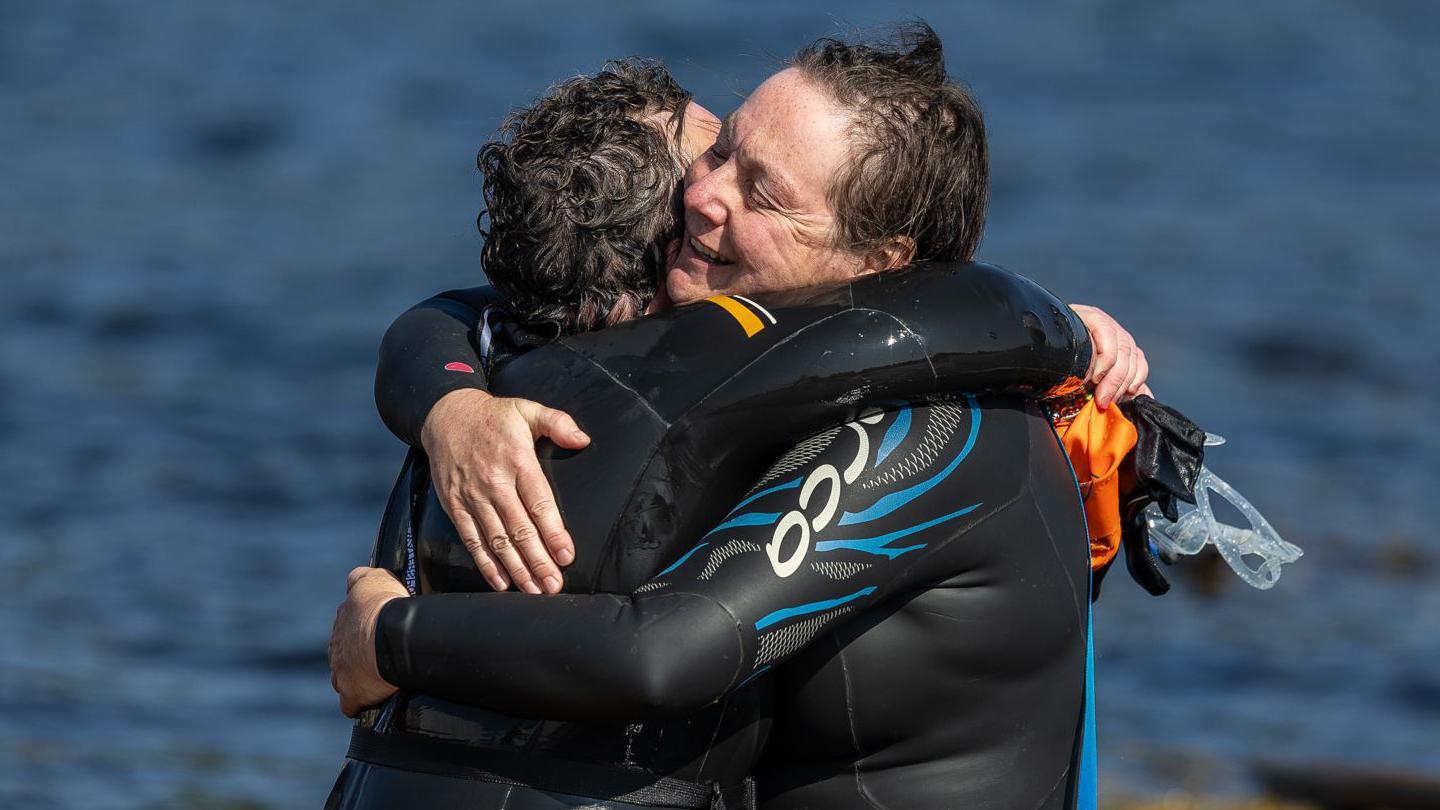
[[2, 2, 1437, 807]]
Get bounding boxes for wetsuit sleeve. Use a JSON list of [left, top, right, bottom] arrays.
[[376, 398, 1033, 722], [374, 288, 496, 447]]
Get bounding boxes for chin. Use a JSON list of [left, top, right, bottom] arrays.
[[665, 268, 707, 305]]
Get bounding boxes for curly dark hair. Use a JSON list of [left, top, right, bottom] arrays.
[[477, 59, 693, 334], [790, 22, 989, 263]]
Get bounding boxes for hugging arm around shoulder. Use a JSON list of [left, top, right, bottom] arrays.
[[372, 266, 1096, 449], [376, 397, 1031, 722]]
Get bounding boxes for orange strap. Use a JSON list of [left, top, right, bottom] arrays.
[[1054, 398, 1139, 571]]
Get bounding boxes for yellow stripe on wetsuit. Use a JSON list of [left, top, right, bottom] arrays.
[[707, 295, 766, 337]]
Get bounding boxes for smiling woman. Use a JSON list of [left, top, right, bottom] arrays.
[[665, 22, 989, 305], [668, 70, 883, 301]]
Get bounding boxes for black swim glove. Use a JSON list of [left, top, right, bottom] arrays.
[[1121, 396, 1206, 521], [1094, 395, 1207, 598]]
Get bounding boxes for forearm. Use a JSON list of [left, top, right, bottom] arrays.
[[375, 290, 495, 447], [889, 264, 1093, 397], [375, 590, 745, 721]]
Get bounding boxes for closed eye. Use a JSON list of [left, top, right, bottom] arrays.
[[744, 179, 769, 209]]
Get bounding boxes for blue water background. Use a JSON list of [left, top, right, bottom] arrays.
[[2, 1, 1436, 807]]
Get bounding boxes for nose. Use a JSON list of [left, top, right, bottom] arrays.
[[683, 156, 733, 230]]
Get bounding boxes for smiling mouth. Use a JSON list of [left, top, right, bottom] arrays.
[[689, 236, 732, 265]]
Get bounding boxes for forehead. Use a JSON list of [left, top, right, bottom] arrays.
[[731, 69, 855, 205], [684, 100, 721, 131], [678, 101, 721, 159], [650, 100, 721, 165]]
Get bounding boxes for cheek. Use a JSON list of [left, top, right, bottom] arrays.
[[731, 220, 783, 279], [754, 221, 821, 284]]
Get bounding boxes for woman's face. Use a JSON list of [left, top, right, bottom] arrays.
[[664, 69, 869, 305]]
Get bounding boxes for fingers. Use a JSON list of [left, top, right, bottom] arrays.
[[346, 566, 371, 590], [473, 500, 543, 594], [328, 615, 342, 696], [466, 501, 518, 590], [1094, 343, 1132, 409], [522, 402, 590, 450], [1123, 349, 1150, 400], [433, 461, 512, 592], [1137, 383, 1154, 398], [331, 595, 361, 716], [419, 395, 577, 594], [449, 502, 511, 593], [491, 491, 564, 594], [517, 468, 576, 568], [1070, 305, 1104, 382], [1073, 304, 1152, 408], [1085, 322, 1118, 390], [1110, 362, 1142, 407]]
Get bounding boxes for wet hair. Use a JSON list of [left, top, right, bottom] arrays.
[[478, 59, 692, 333], [789, 21, 989, 263]]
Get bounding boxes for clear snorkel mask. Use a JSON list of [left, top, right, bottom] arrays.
[[1143, 433, 1303, 589]]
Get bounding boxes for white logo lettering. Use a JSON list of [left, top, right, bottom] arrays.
[[767, 511, 811, 578], [767, 410, 879, 577]]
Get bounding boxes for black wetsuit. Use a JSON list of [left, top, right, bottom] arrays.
[[329, 262, 1096, 809]]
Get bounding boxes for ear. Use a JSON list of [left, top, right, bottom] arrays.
[[862, 235, 917, 273]]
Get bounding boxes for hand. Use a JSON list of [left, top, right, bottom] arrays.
[[421, 388, 590, 594], [1070, 305, 1151, 409], [329, 567, 408, 717]]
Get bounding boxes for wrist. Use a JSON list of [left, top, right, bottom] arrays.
[[421, 388, 493, 454], [371, 595, 407, 686]]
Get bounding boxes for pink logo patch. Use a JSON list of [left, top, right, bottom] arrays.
[[443, 362, 476, 374]]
